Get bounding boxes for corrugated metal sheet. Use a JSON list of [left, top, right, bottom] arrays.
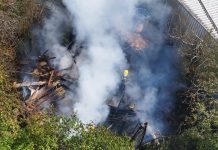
[[166, 0, 208, 38], [178, 0, 218, 39]]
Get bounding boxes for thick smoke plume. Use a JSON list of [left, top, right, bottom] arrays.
[[62, 0, 140, 123], [123, 0, 178, 133], [20, 0, 180, 136]]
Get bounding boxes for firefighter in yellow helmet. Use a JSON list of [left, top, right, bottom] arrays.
[[123, 69, 129, 81]]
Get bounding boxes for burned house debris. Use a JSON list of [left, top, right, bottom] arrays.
[[14, 50, 76, 112], [15, 0, 183, 148]]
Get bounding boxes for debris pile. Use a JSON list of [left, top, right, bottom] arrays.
[[14, 50, 74, 112], [131, 122, 161, 148]]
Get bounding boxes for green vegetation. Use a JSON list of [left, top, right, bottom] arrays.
[[1, 112, 134, 149], [143, 33, 218, 150], [173, 35, 218, 150], [6, 114, 134, 150], [57, 117, 134, 150], [158, 18, 218, 149]]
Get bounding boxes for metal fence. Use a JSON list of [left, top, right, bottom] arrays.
[[166, 0, 209, 38]]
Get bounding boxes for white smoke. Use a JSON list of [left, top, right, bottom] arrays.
[[74, 38, 126, 123], [20, 0, 179, 138], [62, 0, 141, 123], [41, 4, 73, 70]]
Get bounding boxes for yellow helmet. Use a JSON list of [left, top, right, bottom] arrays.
[[123, 69, 129, 77]]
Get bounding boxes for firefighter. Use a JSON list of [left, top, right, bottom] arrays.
[[123, 69, 129, 81]]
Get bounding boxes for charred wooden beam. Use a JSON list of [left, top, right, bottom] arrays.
[[48, 70, 54, 86], [41, 50, 49, 56], [131, 123, 143, 142], [130, 122, 148, 149], [137, 122, 148, 149], [16, 49, 74, 112], [13, 81, 47, 88]]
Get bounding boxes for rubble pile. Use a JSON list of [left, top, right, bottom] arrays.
[[14, 50, 74, 112]]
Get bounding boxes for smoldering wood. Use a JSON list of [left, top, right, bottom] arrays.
[[24, 85, 66, 111], [14, 81, 47, 88], [48, 70, 54, 86], [105, 104, 142, 142], [25, 86, 50, 104], [131, 123, 147, 141], [130, 122, 148, 149], [142, 136, 161, 146], [34, 87, 65, 107], [108, 105, 137, 119], [137, 122, 148, 149], [25, 84, 64, 107], [17, 50, 73, 112]]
